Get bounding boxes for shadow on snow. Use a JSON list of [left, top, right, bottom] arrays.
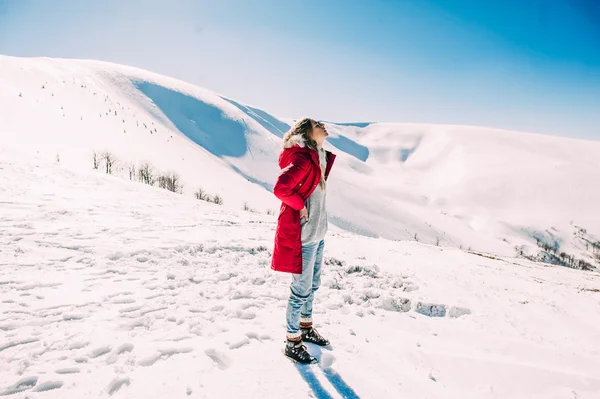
[[135, 81, 248, 158], [221, 97, 290, 139], [294, 345, 361, 399]]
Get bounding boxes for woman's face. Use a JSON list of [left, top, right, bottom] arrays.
[[311, 121, 329, 147]]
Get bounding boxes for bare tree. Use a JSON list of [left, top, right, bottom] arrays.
[[194, 188, 209, 201], [113, 164, 124, 178], [158, 172, 182, 193], [128, 164, 136, 181], [193, 188, 221, 204], [578, 259, 594, 271], [100, 152, 116, 174], [138, 162, 155, 185], [212, 194, 223, 205], [93, 152, 98, 169], [157, 175, 166, 189]]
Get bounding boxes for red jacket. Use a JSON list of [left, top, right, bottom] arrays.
[[271, 144, 336, 274]]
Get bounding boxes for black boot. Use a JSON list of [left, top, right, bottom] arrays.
[[284, 340, 316, 364], [301, 327, 330, 346]]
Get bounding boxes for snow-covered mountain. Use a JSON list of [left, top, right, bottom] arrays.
[[1, 54, 599, 265], [2, 55, 600, 398]]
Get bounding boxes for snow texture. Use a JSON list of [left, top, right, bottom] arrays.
[[1, 55, 600, 398], [1, 148, 599, 398]]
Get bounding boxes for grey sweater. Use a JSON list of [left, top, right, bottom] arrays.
[[301, 148, 328, 244]]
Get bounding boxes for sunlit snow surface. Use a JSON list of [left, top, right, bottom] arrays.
[[2, 55, 599, 259], [1, 150, 600, 398], [1, 55, 600, 398]]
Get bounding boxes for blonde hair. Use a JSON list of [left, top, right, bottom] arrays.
[[282, 118, 318, 150]]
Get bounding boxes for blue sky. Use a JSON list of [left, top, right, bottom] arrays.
[[1, 0, 599, 139]]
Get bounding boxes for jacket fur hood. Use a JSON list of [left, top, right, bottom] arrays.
[[283, 133, 306, 149]]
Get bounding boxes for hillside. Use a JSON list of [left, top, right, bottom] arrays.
[[1, 148, 600, 398], [1, 54, 599, 265]]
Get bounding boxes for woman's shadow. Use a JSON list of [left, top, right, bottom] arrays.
[[294, 344, 361, 399]]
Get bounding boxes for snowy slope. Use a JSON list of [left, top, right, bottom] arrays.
[[324, 122, 600, 262], [1, 149, 600, 399], [1, 55, 600, 264]]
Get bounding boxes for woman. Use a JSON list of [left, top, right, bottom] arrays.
[[272, 118, 336, 364]]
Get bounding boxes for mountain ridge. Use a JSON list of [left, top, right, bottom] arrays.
[[2, 54, 599, 265]]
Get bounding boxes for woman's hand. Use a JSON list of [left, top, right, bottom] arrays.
[[299, 207, 309, 222]]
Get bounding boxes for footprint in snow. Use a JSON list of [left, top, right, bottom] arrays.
[[228, 337, 250, 350], [62, 313, 86, 321], [106, 291, 134, 299], [112, 298, 136, 304], [68, 341, 89, 350], [0, 338, 39, 352], [245, 332, 261, 341], [89, 346, 112, 358], [138, 347, 192, 367], [233, 310, 255, 320], [55, 368, 80, 374], [245, 332, 273, 342], [116, 343, 135, 354], [119, 305, 143, 314], [204, 348, 232, 370], [32, 380, 64, 392], [106, 343, 134, 365], [107, 377, 131, 396], [0, 376, 38, 396], [251, 277, 266, 286]]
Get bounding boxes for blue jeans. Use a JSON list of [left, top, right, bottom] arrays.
[[286, 240, 325, 338]]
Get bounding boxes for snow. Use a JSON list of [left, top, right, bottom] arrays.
[[2, 55, 600, 263], [1, 149, 600, 398], [2, 55, 600, 398]]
